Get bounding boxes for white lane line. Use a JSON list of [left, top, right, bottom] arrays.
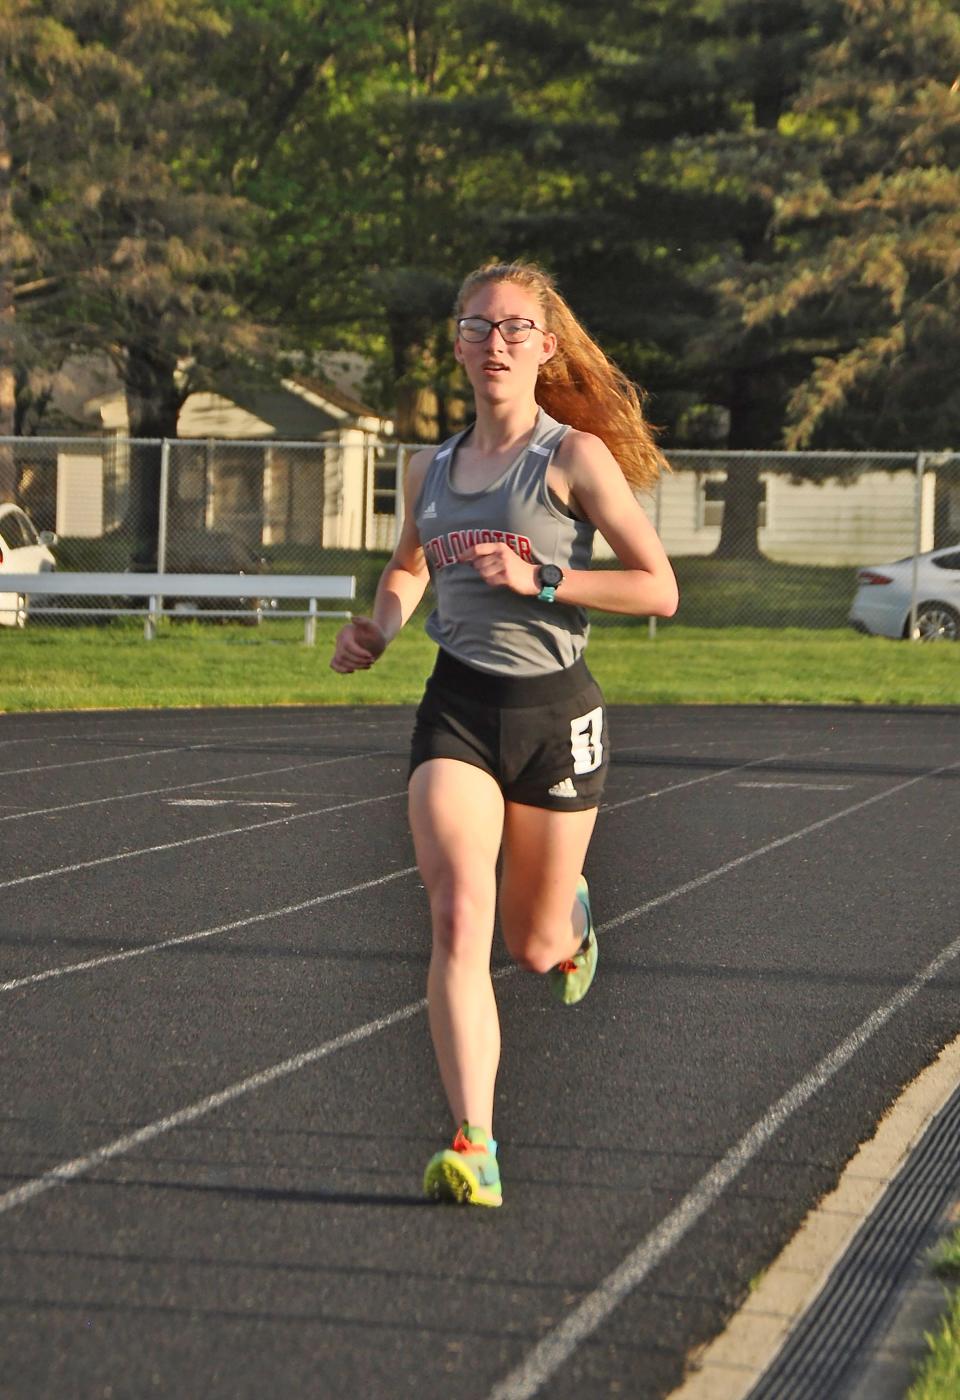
[[485, 930, 960, 1400], [0, 955, 518, 1216], [603, 753, 788, 812], [6, 838, 960, 1229], [601, 759, 960, 934], [0, 790, 407, 891], [739, 781, 851, 791], [0, 718, 410, 762], [0, 749, 394, 823], [483, 759, 960, 1400], [166, 799, 296, 809], [0, 996, 430, 1217], [1, 755, 786, 990], [1, 866, 419, 993], [2, 759, 955, 1227], [0, 746, 204, 779]]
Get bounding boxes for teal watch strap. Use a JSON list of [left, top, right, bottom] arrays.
[[536, 563, 563, 603]]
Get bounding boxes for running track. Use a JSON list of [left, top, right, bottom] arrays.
[[2, 704, 958, 1398]]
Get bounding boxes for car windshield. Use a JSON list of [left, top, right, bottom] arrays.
[[0, 511, 39, 549]]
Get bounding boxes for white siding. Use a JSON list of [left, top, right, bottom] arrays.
[[593, 470, 933, 564], [56, 454, 104, 537]]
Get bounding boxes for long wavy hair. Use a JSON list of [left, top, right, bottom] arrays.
[[455, 261, 668, 490]]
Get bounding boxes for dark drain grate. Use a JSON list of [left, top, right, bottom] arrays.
[[746, 1080, 960, 1400]]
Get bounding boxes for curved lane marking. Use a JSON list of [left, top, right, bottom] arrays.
[[1, 759, 955, 1233], [1, 865, 418, 993], [2, 755, 781, 989], [0, 749, 394, 824], [0, 789, 406, 891]]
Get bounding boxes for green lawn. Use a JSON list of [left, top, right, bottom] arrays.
[[906, 1231, 960, 1399], [51, 545, 859, 629], [1, 621, 957, 711]]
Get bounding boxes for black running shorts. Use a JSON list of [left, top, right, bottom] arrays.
[[409, 649, 609, 812]]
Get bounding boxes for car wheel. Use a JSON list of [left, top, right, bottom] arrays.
[[14, 593, 27, 628], [908, 601, 960, 641]]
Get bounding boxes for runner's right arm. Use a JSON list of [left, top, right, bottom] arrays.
[[329, 449, 432, 673]]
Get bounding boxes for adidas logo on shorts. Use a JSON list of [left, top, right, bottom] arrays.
[[548, 777, 578, 798]]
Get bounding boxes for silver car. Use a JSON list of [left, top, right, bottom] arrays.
[[0, 504, 57, 627], [849, 545, 960, 641]]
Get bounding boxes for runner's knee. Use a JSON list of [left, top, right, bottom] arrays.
[[428, 885, 494, 961]]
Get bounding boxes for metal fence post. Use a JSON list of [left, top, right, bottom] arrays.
[[156, 438, 171, 627], [305, 596, 317, 646], [648, 473, 664, 640], [394, 444, 408, 546], [908, 452, 926, 640]]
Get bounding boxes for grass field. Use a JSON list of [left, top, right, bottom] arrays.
[[1, 620, 957, 711], [906, 1231, 960, 1399], [51, 545, 858, 630]]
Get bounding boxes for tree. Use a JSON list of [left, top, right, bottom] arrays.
[[230, 1, 628, 440], [736, 0, 960, 452], [5, 2, 265, 561]]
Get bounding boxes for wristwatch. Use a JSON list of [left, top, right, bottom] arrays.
[[536, 563, 564, 603]]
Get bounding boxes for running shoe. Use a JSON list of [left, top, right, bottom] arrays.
[[423, 1123, 502, 1208], [547, 875, 598, 1006]]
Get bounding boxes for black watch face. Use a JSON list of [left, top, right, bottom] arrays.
[[539, 564, 563, 587]]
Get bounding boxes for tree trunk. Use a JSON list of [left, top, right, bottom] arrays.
[[715, 364, 778, 560], [123, 343, 182, 570], [714, 458, 765, 559], [387, 311, 439, 444]]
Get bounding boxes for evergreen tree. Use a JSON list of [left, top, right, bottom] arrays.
[[738, 0, 960, 451]]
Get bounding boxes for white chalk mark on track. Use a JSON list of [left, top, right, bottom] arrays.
[[0, 749, 394, 823], [601, 758, 959, 935], [0, 790, 407, 891], [603, 753, 788, 812], [2, 753, 788, 990]]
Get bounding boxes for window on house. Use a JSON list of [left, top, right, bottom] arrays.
[[373, 452, 397, 516]]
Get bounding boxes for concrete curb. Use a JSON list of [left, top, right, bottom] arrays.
[[668, 1031, 960, 1400]]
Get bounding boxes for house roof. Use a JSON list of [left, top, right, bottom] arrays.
[[289, 376, 384, 423], [80, 367, 392, 439]]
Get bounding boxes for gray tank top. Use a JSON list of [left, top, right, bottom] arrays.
[[413, 408, 596, 676]]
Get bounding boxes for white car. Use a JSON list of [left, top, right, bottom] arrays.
[[0, 504, 57, 627], [849, 545, 960, 641]]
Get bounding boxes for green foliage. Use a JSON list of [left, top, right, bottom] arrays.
[[734, 0, 960, 450], [4, 0, 958, 471], [907, 1288, 960, 1399], [5, 0, 263, 435]]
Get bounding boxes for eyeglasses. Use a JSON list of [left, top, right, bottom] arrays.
[[456, 316, 547, 344]]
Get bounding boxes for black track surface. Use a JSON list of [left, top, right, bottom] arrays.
[[1, 703, 958, 1399]]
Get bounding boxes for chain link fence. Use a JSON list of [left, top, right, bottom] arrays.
[[1, 435, 958, 635]]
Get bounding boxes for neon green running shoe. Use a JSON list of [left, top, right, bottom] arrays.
[[547, 875, 598, 1006], [423, 1123, 502, 1208]]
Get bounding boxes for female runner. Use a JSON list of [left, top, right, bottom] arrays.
[[330, 261, 678, 1207]]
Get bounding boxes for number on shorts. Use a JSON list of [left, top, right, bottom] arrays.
[[570, 705, 604, 775]]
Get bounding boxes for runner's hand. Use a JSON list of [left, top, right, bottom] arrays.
[[461, 542, 538, 595], [330, 616, 387, 673]]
